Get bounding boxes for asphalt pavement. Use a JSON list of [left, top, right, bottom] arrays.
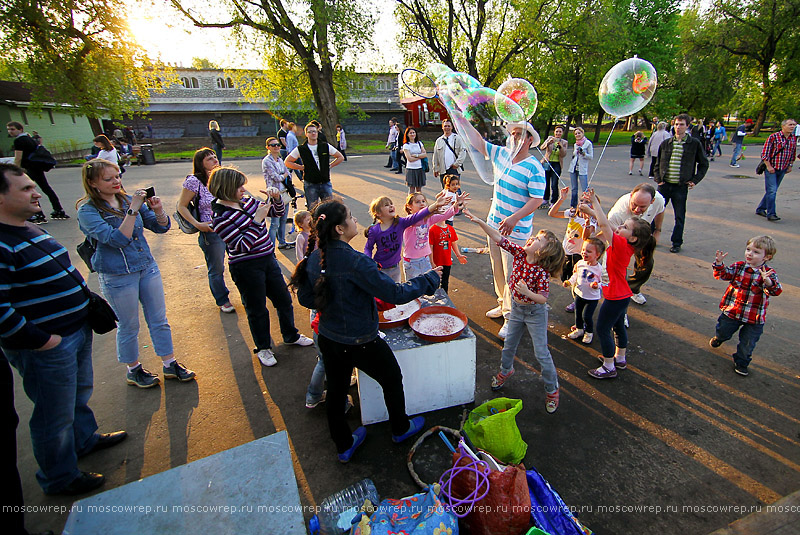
[[12, 146, 800, 535]]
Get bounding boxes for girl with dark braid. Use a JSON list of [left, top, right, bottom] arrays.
[[290, 199, 442, 463]]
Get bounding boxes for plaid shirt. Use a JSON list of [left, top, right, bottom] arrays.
[[760, 131, 797, 171], [713, 261, 781, 324]]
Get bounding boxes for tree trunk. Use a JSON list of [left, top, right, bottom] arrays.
[[305, 61, 340, 135], [753, 93, 771, 137], [593, 104, 604, 143]]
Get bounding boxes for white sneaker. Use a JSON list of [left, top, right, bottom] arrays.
[[630, 293, 647, 305], [486, 306, 504, 319], [582, 332, 593, 344], [567, 328, 584, 339], [257, 349, 277, 367], [291, 334, 314, 346], [498, 322, 509, 339], [624, 314, 629, 328]]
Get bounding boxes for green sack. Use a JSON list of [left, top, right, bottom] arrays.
[[463, 397, 527, 464]]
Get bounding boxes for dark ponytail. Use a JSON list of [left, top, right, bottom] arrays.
[[629, 217, 655, 269], [288, 199, 348, 311]]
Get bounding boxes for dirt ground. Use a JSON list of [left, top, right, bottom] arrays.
[[12, 148, 800, 535]]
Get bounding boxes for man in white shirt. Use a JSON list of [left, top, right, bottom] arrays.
[[607, 183, 666, 304], [432, 119, 467, 186], [285, 122, 344, 208]]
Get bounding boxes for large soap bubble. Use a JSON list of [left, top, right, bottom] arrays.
[[598, 57, 657, 118], [497, 78, 538, 121]]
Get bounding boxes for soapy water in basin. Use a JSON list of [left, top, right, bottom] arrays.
[[412, 314, 466, 337]]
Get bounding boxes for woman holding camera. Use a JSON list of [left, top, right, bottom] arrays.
[[77, 158, 195, 388], [208, 168, 313, 368], [177, 148, 235, 313], [568, 127, 593, 208], [262, 137, 293, 249]]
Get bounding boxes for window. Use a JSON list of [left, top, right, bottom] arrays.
[[181, 77, 199, 89], [377, 80, 385, 90], [48, 110, 55, 124], [242, 115, 252, 127], [216, 77, 235, 89]]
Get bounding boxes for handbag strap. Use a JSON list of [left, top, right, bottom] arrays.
[[443, 136, 458, 158], [24, 235, 92, 299]]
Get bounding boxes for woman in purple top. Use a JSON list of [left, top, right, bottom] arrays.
[[363, 194, 449, 282], [177, 148, 234, 313]]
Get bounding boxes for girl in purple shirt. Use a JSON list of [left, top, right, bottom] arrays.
[[363, 195, 448, 282]]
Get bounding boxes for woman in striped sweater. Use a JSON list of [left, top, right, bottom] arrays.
[[209, 168, 313, 367]]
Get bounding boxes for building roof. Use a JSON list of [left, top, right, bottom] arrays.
[[146, 101, 405, 113], [0, 80, 33, 102]]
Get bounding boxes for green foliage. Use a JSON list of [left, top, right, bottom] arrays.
[[0, 0, 169, 117]]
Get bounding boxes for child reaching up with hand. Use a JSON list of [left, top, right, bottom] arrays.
[[429, 218, 467, 293], [577, 188, 654, 379], [709, 235, 782, 377], [563, 237, 606, 344], [364, 194, 451, 282], [463, 207, 565, 413]]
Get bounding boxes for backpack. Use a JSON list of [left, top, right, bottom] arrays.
[[26, 145, 58, 171]]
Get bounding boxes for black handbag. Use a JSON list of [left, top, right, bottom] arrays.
[[755, 161, 766, 175], [76, 237, 97, 272], [27, 238, 118, 334]]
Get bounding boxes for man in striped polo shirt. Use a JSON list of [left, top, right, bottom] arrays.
[[0, 163, 126, 496], [461, 121, 546, 338], [653, 113, 709, 254]]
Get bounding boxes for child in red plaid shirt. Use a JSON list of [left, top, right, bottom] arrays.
[[710, 235, 782, 376]]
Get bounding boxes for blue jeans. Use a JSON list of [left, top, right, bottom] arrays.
[[99, 262, 174, 364], [713, 139, 722, 156], [213, 144, 223, 163], [3, 325, 99, 492], [730, 143, 743, 165], [403, 256, 433, 281], [714, 313, 764, 369], [198, 231, 230, 306], [390, 149, 400, 170], [306, 331, 326, 404], [269, 211, 289, 246], [303, 181, 333, 209], [543, 162, 562, 204], [500, 301, 558, 394], [756, 169, 786, 218], [570, 170, 588, 207], [596, 297, 630, 357]]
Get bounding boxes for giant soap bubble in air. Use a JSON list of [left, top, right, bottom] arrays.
[[598, 56, 657, 118], [497, 78, 538, 121]]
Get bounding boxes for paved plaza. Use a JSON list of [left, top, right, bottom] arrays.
[[12, 147, 800, 534]]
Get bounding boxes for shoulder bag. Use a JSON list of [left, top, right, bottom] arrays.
[[756, 142, 784, 175], [419, 141, 430, 172], [173, 178, 201, 234]]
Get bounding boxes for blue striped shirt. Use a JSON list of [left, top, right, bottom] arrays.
[[486, 142, 546, 240], [0, 223, 88, 350]]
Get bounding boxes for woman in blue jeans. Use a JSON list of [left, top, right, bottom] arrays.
[[568, 127, 593, 207], [177, 148, 235, 313], [78, 159, 196, 388]]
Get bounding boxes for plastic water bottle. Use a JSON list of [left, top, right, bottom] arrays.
[[309, 478, 379, 535], [461, 246, 489, 254]]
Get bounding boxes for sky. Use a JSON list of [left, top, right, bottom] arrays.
[[127, 0, 403, 71]]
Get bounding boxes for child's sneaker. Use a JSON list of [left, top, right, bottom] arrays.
[[581, 332, 593, 344], [709, 337, 722, 348], [733, 364, 749, 376], [567, 327, 584, 339], [565, 302, 576, 312], [588, 365, 617, 379], [545, 389, 559, 414], [596, 355, 626, 369], [256, 349, 277, 366], [491, 368, 515, 391], [305, 390, 327, 409]]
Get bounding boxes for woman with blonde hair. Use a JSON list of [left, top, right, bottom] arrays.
[[209, 120, 225, 162], [77, 158, 195, 388]]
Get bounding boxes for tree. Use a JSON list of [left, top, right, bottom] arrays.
[[394, 0, 580, 88], [169, 0, 376, 133], [0, 0, 163, 118], [696, 0, 800, 134]]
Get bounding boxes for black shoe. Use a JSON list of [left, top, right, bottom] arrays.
[[383, 165, 392, 168], [767, 215, 781, 221], [669, 245, 681, 253], [756, 211, 767, 217], [28, 212, 48, 225], [395, 170, 403, 174], [734, 364, 749, 376], [45, 471, 105, 495], [709, 337, 722, 348], [50, 209, 70, 220], [79, 431, 128, 458]]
